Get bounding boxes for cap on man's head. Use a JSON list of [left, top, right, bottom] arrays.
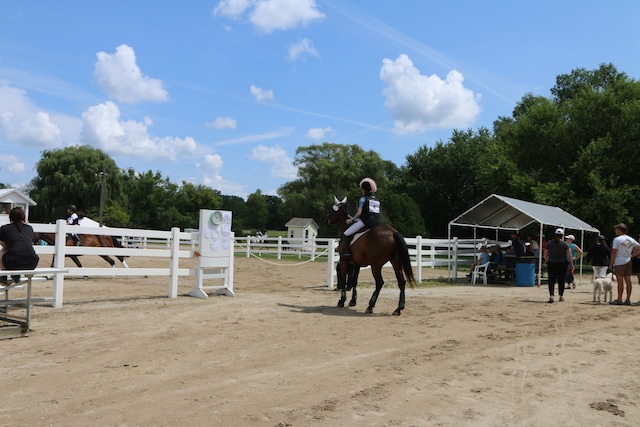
[[597, 234, 605, 241], [555, 228, 564, 235], [566, 234, 575, 241]]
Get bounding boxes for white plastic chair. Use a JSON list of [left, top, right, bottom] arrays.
[[471, 261, 491, 286]]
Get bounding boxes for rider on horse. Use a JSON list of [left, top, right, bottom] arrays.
[[67, 204, 82, 246], [342, 178, 380, 260]]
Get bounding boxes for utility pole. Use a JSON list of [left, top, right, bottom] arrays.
[[98, 169, 107, 227]]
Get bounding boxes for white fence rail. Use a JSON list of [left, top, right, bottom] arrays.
[[32, 220, 199, 308], [29, 223, 488, 307], [233, 235, 486, 287]]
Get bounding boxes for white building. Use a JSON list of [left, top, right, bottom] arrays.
[[285, 217, 319, 251], [0, 188, 36, 224]]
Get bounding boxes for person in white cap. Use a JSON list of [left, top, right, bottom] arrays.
[[543, 228, 574, 303], [564, 234, 583, 289]]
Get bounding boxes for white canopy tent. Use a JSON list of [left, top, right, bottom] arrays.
[[448, 194, 600, 284]]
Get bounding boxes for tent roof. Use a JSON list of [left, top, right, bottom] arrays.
[[449, 194, 599, 233]]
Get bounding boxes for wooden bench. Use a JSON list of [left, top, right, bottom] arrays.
[[0, 268, 68, 338]]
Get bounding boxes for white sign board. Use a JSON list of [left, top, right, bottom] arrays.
[[188, 209, 235, 298]]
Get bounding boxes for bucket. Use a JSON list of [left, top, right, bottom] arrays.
[[515, 263, 535, 287]]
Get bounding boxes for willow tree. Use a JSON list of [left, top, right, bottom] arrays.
[[29, 146, 123, 223]]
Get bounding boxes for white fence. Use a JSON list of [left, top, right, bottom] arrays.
[[233, 235, 484, 287], [32, 220, 199, 308], [30, 224, 486, 307]]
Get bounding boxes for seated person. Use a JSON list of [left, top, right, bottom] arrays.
[[467, 246, 491, 278], [489, 244, 504, 271], [505, 231, 526, 267], [0, 207, 40, 285], [526, 235, 540, 257]]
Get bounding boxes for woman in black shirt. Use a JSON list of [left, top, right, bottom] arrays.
[[0, 207, 39, 284]]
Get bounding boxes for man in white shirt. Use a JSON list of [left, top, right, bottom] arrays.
[[609, 223, 640, 305]]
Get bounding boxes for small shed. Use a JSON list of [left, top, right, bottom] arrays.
[[0, 188, 36, 224], [285, 217, 319, 250]]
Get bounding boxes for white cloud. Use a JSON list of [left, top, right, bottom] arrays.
[[0, 154, 25, 174], [215, 127, 293, 146], [288, 38, 319, 61], [250, 85, 274, 103], [212, 0, 252, 19], [213, 0, 324, 33], [0, 86, 62, 148], [207, 117, 238, 129], [196, 154, 246, 195], [80, 101, 197, 160], [305, 126, 334, 140], [250, 145, 298, 179], [94, 44, 168, 104], [380, 54, 481, 134]]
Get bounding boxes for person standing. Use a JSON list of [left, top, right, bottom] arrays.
[[543, 228, 573, 303], [0, 207, 40, 285], [609, 223, 640, 305], [633, 234, 640, 305], [585, 235, 611, 279], [564, 234, 583, 289]]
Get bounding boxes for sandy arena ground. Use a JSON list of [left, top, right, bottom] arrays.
[[2, 254, 639, 426]]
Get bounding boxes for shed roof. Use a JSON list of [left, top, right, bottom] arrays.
[[285, 217, 319, 229], [0, 188, 36, 206]]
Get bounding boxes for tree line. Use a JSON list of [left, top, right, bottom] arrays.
[[21, 64, 640, 242]]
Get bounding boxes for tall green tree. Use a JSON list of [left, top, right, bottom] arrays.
[[490, 63, 640, 232], [29, 146, 122, 223], [399, 128, 493, 237], [278, 143, 390, 236], [245, 190, 268, 231]]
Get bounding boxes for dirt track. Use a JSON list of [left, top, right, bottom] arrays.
[[2, 255, 639, 426]]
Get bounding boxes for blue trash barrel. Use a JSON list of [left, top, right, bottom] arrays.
[[515, 263, 535, 287]]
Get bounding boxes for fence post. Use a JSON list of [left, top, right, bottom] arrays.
[[415, 235, 422, 283], [452, 237, 459, 279], [326, 239, 337, 288], [52, 219, 67, 308], [277, 236, 283, 260], [245, 236, 251, 257], [168, 227, 180, 298]]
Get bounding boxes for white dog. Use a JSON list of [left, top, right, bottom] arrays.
[[593, 272, 615, 303]]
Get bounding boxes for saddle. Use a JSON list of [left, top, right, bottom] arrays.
[[349, 228, 372, 245]]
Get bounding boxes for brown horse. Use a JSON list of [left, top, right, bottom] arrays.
[[327, 196, 416, 315], [35, 232, 129, 270]]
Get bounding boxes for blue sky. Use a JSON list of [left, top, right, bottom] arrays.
[[1, 1, 639, 200]]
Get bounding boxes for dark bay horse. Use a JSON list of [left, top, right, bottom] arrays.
[[327, 196, 416, 315], [35, 232, 129, 269]]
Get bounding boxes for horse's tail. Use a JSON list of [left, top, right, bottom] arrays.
[[393, 230, 416, 288]]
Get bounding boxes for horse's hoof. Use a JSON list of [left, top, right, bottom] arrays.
[[392, 310, 402, 316], [348, 300, 357, 307], [365, 307, 373, 314], [337, 301, 345, 308], [82, 275, 89, 280]]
